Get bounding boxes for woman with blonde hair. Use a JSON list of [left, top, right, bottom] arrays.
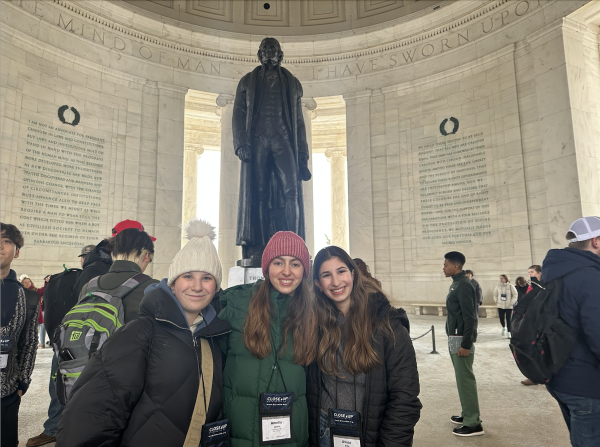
[[307, 246, 421, 447], [219, 231, 316, 447], [493, 274, 518, 337]]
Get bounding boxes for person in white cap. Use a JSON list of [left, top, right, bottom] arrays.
[[540, 216, 600, 447], [56, 219, 232, 447]]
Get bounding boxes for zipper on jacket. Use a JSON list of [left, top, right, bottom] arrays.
[[361, 370, 371, 435], [155, 317, 214, 410]]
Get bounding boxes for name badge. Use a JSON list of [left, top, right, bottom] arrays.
[[259, 392, 294, 445], [1, 336, 13, 370], [329, 409, 362, 447], [201, 419, 230, 447]]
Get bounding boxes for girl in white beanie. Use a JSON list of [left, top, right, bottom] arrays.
[[57, 219, 232, 447]]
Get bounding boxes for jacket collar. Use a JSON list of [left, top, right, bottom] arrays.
[[451, 271, 467, 281], [109, 260, 142, 274]]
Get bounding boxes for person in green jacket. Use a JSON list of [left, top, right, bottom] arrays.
[[443, 251, 483, 437], [219, 231, 316, 447]]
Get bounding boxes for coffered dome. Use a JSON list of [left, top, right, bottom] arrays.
[[120, 0, 447, 36]]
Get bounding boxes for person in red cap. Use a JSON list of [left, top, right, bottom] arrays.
[[218, 231, 316, 447], [112, 220, 156, 241]]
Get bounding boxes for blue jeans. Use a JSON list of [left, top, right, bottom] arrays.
[[43, 354, 63, 436], [319, 410, 330, 447], [547, 388, 600, 447]]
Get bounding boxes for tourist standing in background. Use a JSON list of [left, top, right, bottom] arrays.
[[465, 270, 483, 319], [353, 257, 383, 291], [493, 275, 517, 338], [219, 231, 316, 447], [443, 251, 483, 437], [1, 223, 39, 447], [77, 225, 158, 324], [541, 217, 600, 447], [309, 246, 421, 447], [20, 275, 46, 348], [515, 276, 528, 301], [527, 265, 543, 293]]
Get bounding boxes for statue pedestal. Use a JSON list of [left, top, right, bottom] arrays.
[[228, 266, 264, 287]]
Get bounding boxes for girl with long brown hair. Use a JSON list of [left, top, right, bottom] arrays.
[[219, 231, 316, 447], [306, 246, 421, 447]]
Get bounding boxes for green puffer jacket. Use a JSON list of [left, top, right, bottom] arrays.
[[219, 282, 308, 447]]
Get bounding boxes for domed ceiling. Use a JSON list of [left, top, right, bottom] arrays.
[[121, 0, 446, 36]]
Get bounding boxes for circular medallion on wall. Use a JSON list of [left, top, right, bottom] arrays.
[[439, 117, 459, 136], [58, 105, 81, 127]]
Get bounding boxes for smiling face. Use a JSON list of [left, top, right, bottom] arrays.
[[315, 256, 354, 315], [268, 256, 304, 295], [21, 278, 32, 288], [172, 271, 217, 325]]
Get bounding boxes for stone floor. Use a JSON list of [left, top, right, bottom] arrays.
[[18, 315, 570, 446]]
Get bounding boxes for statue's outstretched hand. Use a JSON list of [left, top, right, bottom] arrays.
[[237, 145, 251, 163], [300, 166, 312, 181], [298, 154, 311, 181]]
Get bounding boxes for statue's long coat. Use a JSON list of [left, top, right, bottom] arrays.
[[232, 65, 309, 247]]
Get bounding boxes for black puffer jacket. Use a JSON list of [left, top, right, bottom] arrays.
[[307, 294, 421, 447], [56, 281, 231, 446]]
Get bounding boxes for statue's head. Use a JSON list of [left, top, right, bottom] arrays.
[[257, 37, 283, 67]]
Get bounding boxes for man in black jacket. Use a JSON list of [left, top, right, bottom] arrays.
[[543, 217, 600, 447], [465, 270, 482, 319], [1, 223, 39, 447], [443, 252, 483, 437]]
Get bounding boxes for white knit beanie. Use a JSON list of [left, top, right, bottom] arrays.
[[167, 219, 223, 289]]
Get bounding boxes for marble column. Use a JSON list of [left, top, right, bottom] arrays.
[[216, 94, 241, 287], [301, 98, 317, 255], [325, 148, 349, 251], [343, 91, 375, 271], [182, 145, 205, 247], [528, 20, 600, 249], [153, 82, 189, 279]]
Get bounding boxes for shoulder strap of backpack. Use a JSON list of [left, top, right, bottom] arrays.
[[23, 288, 39, 324], [85, 273, 152, 301]]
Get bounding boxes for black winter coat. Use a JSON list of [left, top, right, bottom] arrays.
[[306, 294, 421, 447], [72, 239, 112, 299], [56, 283, 231, 446]]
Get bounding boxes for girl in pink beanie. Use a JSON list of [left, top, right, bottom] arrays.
[[219, 231, 316, 447]]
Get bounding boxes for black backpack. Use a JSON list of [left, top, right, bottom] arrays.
[[509, 279, 576, 384], [43, 266, 82, 340]]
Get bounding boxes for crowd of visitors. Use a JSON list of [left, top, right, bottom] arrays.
[[1, 215, 599, 447]]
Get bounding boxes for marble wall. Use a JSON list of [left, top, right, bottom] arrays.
[[2, 0, 599, 305]]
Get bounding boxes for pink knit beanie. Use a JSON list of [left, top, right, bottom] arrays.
[[262, 231, 310, 279]]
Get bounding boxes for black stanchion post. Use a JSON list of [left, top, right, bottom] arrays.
[[430, 325, 439, 354]]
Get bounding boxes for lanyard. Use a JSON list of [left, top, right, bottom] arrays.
[[266, 334, 288, 393], [334, 373, 358, 412]]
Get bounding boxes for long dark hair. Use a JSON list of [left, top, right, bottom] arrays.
[[244, 274, 316, 366], [313, 246, 391, 376]]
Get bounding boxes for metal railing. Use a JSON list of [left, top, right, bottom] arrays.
[[411, 325, 439, 354]]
